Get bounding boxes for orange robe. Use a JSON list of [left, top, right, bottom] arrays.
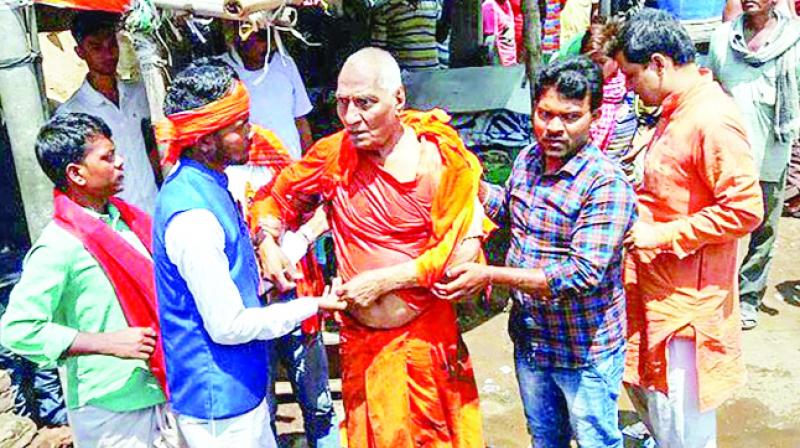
[[251, 109, 488, 447], [624, 71, 764, 412]]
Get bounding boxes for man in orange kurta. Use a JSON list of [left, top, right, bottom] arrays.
[[250, 47, 489, 448], [613, 10, 764, 448]]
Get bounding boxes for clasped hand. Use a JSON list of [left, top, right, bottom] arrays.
[[335, 270, 389, 308], [623, 221, 664, 263], [432, 262, 490, 301]]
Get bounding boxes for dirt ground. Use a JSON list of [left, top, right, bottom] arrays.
[[275, 217, 800, 448]]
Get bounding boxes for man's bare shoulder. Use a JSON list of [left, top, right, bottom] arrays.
[[418, 137, 443, 174]]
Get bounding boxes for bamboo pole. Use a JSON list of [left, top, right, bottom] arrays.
[[127, 30, 172, 177], [449, 0, 481, 67], [129, 32, 166, 124], [0, 0, 52, 241], [521, 0, 542, 108]]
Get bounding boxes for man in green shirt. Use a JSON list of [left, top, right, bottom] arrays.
[[708, 0, 800, 330], [0, 113, 166, 447]]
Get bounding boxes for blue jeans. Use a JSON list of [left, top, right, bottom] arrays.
[[267, 327, 340, 448], [514, 344, 625, 448]]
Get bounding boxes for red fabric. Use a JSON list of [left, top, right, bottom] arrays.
[[246, 125, 325, 333], [35, 0, 130, 12], [590, 69, 628, 152], [330, 155, 440, 311], [251, 110, 496, 294], [52, 190, 167, 395], [340, 301, 483, 447], [248, 126, 294, 173]]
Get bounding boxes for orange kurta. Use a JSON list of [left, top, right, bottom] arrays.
[[251, 109, 486, 447], [624, 70, 764, 412]]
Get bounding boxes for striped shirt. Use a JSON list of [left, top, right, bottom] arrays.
[[484, 143, 638, 368], [604, 92, 640, 182], [371, 0, 441, 71]]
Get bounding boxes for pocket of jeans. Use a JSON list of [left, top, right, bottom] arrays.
[[587, 345, 625, 394]]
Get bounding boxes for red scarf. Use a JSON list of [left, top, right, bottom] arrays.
[[247, 126, 325, 334], [52, 190, 168, 395]]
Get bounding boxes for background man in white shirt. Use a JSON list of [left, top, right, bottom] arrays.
[[222, 29, 314, 160], [56, 11, 160, 215]]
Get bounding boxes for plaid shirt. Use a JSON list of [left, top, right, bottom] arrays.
[[484, 143, 637, 368]]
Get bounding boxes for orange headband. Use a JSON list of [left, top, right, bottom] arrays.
[[155, 80, 250, 166]]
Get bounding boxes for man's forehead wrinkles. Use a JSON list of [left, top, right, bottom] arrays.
[[335, 88, 378, 99]]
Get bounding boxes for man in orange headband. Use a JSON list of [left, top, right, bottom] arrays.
[[251, 47, 489, 447], [151, 60, 346, 448]]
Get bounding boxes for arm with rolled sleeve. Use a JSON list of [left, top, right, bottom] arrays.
[[0, 244, 78, 368], [542, 175, 638, 297], [645, 115, 764, 259], [164, 209, 318, 345]]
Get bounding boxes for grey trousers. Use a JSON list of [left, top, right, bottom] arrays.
[[69, 405, 159, 448], [739, 171, 787, 308]]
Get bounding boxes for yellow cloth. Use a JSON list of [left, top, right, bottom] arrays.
[[559, 0, 593, 48]]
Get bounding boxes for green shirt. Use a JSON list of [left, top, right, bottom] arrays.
[[0, 205, 165, 412], [707, 21, 800, 183]]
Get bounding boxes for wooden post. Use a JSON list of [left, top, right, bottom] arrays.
[[128, 31, 171, 177], [521, 0, 542, 106], [450, 0, 482, 68], [0, 1, 52, 241], [128, 31, 167, 124]]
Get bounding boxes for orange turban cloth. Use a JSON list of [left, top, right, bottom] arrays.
[[155, 81, 250, 166]]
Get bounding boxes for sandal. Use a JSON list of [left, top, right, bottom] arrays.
[[741, 303, 758, 331]]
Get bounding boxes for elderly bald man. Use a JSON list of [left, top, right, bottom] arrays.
[[250, 47, 489, 447]]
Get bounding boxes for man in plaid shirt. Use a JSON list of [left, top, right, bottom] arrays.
[[436, 56, 637, 447]]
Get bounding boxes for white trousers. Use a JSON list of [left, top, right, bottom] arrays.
[[69, 405, 159, 448], [176, 399, 277, 448], [626, 338, 718, 448]]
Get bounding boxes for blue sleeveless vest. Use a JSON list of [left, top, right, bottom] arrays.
[[153, 158, 268, 419]]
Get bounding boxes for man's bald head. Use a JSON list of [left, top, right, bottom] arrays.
[[340, 47, 403, 93], [336, 48, 406, 152]]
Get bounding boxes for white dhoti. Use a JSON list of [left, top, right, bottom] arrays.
[[626, 338, 718, 448], [176, 399, 276, 448]]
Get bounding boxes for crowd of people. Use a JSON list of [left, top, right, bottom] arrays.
[[0, 1, 799, 448]]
